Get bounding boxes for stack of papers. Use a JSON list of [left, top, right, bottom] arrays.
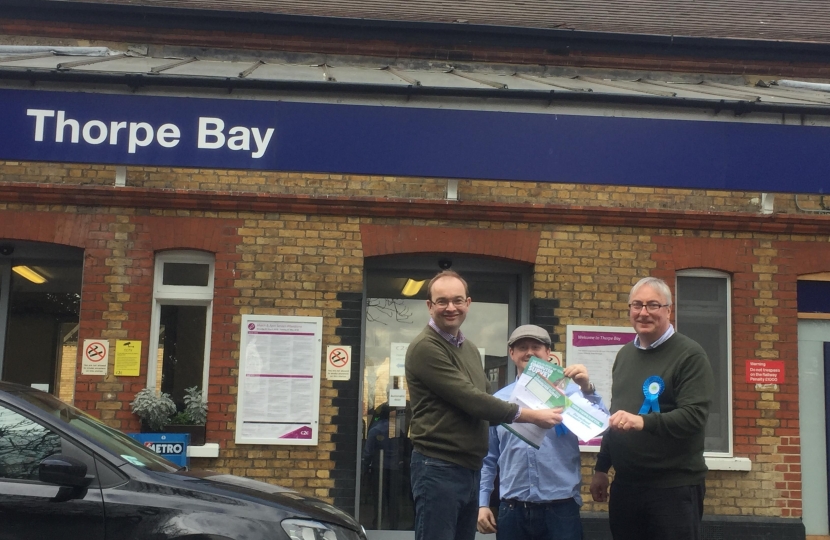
[[503, 356, 609, 448]]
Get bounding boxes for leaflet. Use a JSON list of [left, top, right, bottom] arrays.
[[503, 357, 609, 448]]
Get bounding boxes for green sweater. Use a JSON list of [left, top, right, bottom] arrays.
[[405, 326, 519, 470], [595, 332, 714, 488]]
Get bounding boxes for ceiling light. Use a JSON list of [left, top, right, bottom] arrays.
[[12, 265, 47, 284], [401, 279, 426, 297]]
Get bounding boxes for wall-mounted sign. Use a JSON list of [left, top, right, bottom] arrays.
[[236, 315, 322, 446], [746, 360, 785, 384], [81, 339, 109, 375], [566, 325, 637, 452], [3, 88, 830, 193], [326, 345, 351, 381], [114, 339, 141, 376]]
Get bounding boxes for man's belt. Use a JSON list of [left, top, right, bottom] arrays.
[[501, 497, 574, 508]]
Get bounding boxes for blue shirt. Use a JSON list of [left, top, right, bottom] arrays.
[[479, 380, 608, 506]]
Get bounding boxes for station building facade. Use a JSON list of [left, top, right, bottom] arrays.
[[3, 2, 830, 538]]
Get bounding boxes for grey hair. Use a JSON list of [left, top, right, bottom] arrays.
[[629, 277, 673, 306]]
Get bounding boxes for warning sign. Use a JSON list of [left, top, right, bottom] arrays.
[[326, 345, 351, 381], [746, 360, 785, 384], [114, 340, 141, 376], [82, 339, 109, 376]]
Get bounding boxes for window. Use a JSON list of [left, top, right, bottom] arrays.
[[147, 251, 214, 409], [0, 405, 62, 480], [675, 271, 732, 455]]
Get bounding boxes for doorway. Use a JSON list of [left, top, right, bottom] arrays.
[[798, 320, 830, 536], [359, 255, 530, 540], [0, 240, 83, 401]]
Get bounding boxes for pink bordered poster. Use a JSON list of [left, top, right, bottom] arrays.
[[566, 325, 636, 452], [236, 315, 323, 445]]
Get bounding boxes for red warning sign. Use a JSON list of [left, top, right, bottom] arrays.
[[745, 360, 785, 384]]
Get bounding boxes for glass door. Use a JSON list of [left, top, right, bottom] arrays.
[[359, 256, 528, 538]]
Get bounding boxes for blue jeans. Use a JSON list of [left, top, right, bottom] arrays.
[[410, 451, 480, 540], [496, 498, 583, 540]]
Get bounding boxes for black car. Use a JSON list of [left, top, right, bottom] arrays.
[[0, 381, 367, 540]]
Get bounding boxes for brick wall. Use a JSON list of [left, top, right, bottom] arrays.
[[2, 161, 829, 518]]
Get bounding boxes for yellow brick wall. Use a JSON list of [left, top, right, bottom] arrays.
[[0, 161, 818, 517]]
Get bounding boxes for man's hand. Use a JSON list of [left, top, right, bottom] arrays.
[[477, 507, 497, 534], [563, 363, 591, 394], [517, 406, 563, 429], [609, 410, 644, 432], [590, 471, 609, 502]]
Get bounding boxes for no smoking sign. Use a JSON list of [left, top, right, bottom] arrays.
[[82, 339, 110, 375], [326, 345, 351, 381]]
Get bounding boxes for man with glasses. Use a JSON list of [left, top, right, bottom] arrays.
[[589, 277, 714, 540], [406, 271, 562, 540], [477, 324, 607, 540]]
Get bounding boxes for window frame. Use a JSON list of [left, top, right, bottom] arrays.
[[675, 269, 733, 458], [146, 250, 215, 399]]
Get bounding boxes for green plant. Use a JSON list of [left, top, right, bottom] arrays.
[[130, 388, 176, 431], [176, 386, 208, 425]]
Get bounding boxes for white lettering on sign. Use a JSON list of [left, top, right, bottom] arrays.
[[26, 109, 274, 159], [146, 443, 184, 454], [197, 117, 274, 158]]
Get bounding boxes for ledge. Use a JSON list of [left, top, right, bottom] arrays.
[[187, 443, 220, 458], [705, 456, 752, 471]]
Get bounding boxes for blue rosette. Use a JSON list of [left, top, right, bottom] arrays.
[[638, 376, 664, 414]]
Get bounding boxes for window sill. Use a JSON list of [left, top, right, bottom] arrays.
[[187, 443, 220, 458], [705, 456, 751, 471]]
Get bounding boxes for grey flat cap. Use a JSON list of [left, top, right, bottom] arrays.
[[507, 325, 551, 347]]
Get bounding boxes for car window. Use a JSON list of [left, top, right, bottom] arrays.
[[0, 404, 62, 480], [9, 389, 179, 473]]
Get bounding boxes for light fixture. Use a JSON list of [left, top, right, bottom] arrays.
[[401, 278, 426, 297], [12, 265, 47, 284]]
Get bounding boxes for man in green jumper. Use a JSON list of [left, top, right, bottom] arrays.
[[405, 270, 562, 540], [590, 276, 714, 540]]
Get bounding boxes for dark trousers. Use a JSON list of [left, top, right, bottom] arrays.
[[410, 451, 480, 540], [608, 481, 705, 540]]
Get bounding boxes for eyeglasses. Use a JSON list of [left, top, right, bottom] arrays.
[[430, 297, 468, 308], [629, 301, 670, 313]]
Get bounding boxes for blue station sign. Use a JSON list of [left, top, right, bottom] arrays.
[[1, 87, 829, 193]]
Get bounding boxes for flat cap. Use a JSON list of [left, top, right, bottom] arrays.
[[507, 324, 552, 347]]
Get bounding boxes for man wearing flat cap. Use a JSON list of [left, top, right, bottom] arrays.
[[477, 324, 607, 540]]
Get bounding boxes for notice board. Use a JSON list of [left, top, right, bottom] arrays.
[[236, 315, 323, 445], [566, 325, 636, 452]]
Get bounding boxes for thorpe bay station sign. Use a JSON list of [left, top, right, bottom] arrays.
[[1, 86, 830, 195]]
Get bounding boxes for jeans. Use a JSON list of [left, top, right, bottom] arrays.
[[608, 481, 705, 540], [410, 451, 480, 540], [496, 498, 583, 540]]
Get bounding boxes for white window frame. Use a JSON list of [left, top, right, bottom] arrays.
[[146, 250, 215, 400], [674, 268, 751, 470]]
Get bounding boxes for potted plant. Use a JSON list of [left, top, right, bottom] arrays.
[[130, 386, 208, 446]]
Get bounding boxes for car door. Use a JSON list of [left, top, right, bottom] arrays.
[[0, 402, 105, 540]]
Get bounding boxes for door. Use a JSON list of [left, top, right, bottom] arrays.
[[798, 320, 830, 536], [0, 241, 82, 400], [359, 256, 529, 539]]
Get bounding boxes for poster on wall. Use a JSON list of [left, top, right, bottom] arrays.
[[566, 325, 636, 452], [236, 315, 323, 446]]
